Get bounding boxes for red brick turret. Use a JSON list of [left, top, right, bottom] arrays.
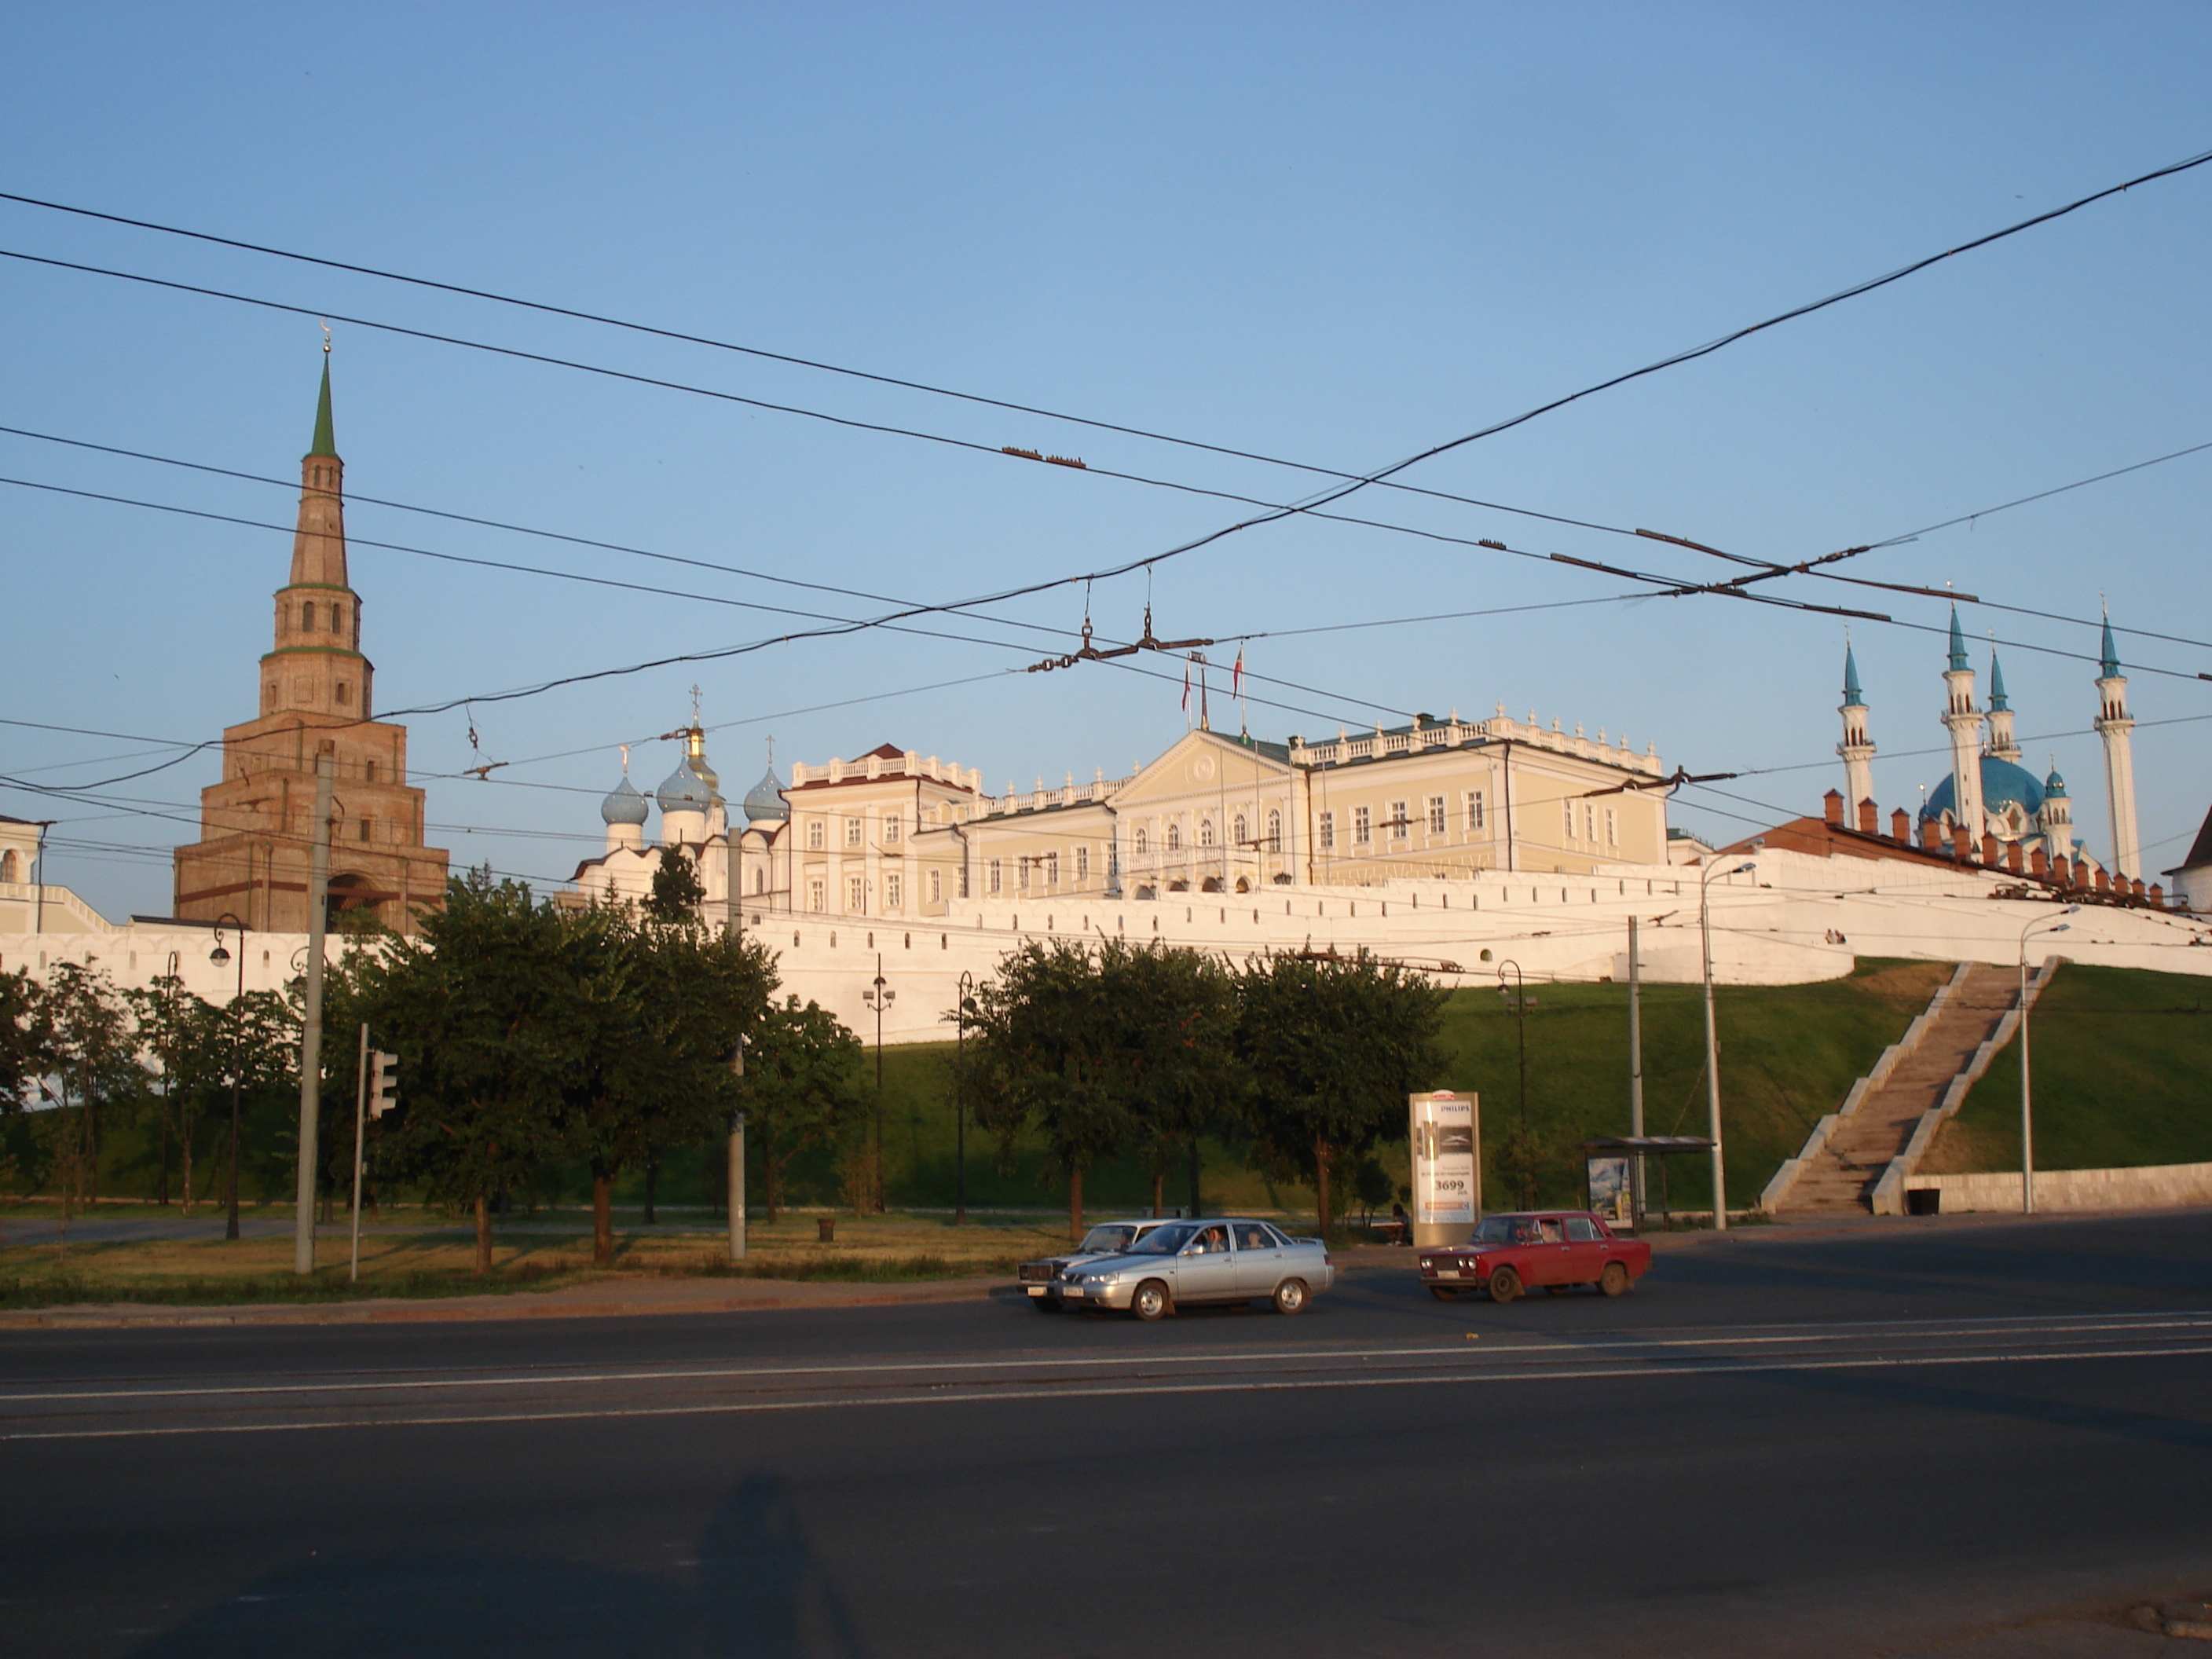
[[1892, 808, 1912, 842], [2094, 867, 2111, 893], [1981, 832, 2001, 866], [1857, 798, 1878, 835], [1823, 789, 1845, 827], [2030, 844, 2049, 877]]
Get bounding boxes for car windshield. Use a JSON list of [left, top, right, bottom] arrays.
[[1131, 1222, 1199, 1254], [1077, 1225, 1139, 1254], [1473, 1215, 1540, 1244]]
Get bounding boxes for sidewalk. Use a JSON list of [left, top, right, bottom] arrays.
[[0, 1271, 1020, 1331]]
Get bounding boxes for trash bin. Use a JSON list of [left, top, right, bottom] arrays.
[[817, 1217, 837, 1243], [1905, 1187, 1941, 1216]]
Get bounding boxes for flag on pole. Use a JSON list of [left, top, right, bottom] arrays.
[[1181, 657, 1192, 713], [1232, 644, 1244, 700]]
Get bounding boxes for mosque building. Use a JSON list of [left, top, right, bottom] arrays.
[[1819, 606, 2140, 887]]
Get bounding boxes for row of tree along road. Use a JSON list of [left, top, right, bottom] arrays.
[[4, 866, 1449, 1269]]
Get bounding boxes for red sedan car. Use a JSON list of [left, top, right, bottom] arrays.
[[1417, 1210, 1652, 1302]]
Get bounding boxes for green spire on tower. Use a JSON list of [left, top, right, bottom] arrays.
[[1842, 642, 1865, 708], [1946, 604, 1968, 672], [2100, 612, 2121, 679], [1987, 649, 2009, 710], [307, 353, 336, 458]]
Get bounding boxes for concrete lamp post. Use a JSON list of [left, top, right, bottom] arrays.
[[206, 914, 249, 1242], [2018, 907, 2079, 1214], [1699, 858, 1759, 1231]]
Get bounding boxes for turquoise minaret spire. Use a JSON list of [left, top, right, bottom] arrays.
[[1946, 604, 1969, 672], [1986, 646, 2020, 763], [1837, 637, 1875, 816], [2100, 613, 2121, 679]]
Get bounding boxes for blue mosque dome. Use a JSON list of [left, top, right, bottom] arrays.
[[600, 775, 650, 826], [742, 766, 788, 825], [1920, 755, 2047, 827], [656, 757, 714, 817], [2045, 766, 2068, 796]]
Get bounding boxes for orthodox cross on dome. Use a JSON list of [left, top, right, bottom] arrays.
[[619, 743, 631, 776], [689, 683, 703, 725]]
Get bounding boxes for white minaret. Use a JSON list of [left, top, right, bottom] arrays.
[[1940, 606, 1984, 838], [1837, 641, 1875, 821], [2039, 759, 2075, 866], [2094, 611, 2141, 879], [1984, 647, 2021, 763]]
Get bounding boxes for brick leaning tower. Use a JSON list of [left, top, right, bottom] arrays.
[[172, 353, 450, 933]]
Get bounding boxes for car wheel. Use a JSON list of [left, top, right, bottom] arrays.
[[1273, 1278, 1309, 1316], [1428, 1284, 1459, 1301], [1131, 1280, 1173, 1322], [1031, 1293, 1063, 1313], [1599, 1262, 1631, 1298], [1488, 1265, 1522, 1303]]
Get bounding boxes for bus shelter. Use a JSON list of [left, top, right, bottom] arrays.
[[1580, 1135, 1716, 1232]]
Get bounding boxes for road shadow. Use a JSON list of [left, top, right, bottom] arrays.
[[127, 1473, 868, 1659]]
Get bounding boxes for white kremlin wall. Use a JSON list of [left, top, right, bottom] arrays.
[[13, 849, 2201, 1057]]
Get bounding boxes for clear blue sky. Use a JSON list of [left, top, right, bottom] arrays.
[[4, 3, 2207, 920]]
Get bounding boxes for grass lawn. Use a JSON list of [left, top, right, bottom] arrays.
[[0, 1211, 1070, 1310], [1431, 958, 1952, 1213], [1923, 963, 2212, 1174]]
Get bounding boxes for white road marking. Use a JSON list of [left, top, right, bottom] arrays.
[[4, 1312, 2207, 1406], [5, 1338, 2210, 1442]]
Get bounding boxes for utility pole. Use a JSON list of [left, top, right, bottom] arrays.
[[954, 970, 972, 1225], [729, 1036, 747, 1263], [349, 1023, 368, 1281], [1628, 914, 1646, 1218], [294, 742, 334, 1276], [1699, 857, 1755, 1232]]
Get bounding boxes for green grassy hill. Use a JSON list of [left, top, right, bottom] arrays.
[[1923, 963, 2212, 1175]]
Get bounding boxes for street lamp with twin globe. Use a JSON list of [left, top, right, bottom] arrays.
[[206, 914, 248, 1243], [2018, 906, 2079, 1214], [861, 959, 895, 1212]]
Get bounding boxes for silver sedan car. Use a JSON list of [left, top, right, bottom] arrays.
[[1050, 1218, 1335, 1320]]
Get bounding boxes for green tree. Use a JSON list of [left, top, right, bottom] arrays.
[[956, 938, 1239, 1238], [0, 967, 56, 1108], [645, 846, 707, 921], [0, 969, 57, 1199], [742, 995, 868, 1221], [1236, 951, 1447, 1235], [1103, 943, 1240, 1218], [42, 961, 136, 1252], [564, 905, 774, 1264], [346, 870, 587, 1273], [125, 975, 210, 1209]]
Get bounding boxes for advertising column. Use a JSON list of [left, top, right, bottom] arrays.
[[1409, 1090, 1479, 1249]]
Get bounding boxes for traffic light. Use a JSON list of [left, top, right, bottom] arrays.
[[368, 1050, 400, 1119]]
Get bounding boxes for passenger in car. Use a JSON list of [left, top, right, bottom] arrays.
[[1193, 1225, 1229, 1253]]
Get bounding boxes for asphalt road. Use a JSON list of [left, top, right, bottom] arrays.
[[3, 1211, 2210, 1657]]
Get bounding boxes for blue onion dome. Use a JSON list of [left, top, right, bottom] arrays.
[[742, 765, 788, 825], [656, 757, 713, 815], [600, 775, 650, 826], [1921, 756, 2048, 823], [2044, 766, 2067, 796]]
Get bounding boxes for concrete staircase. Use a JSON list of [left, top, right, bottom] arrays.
[[1767, 965, 2025, 1216]]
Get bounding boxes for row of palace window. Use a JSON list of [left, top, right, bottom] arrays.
[[1129, 808, 1284, 856], [1317, 791, 1486, 852], [1563, 800, 1621, 850], [804, 866, 953, 914], [803, 812, 908, 851]]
